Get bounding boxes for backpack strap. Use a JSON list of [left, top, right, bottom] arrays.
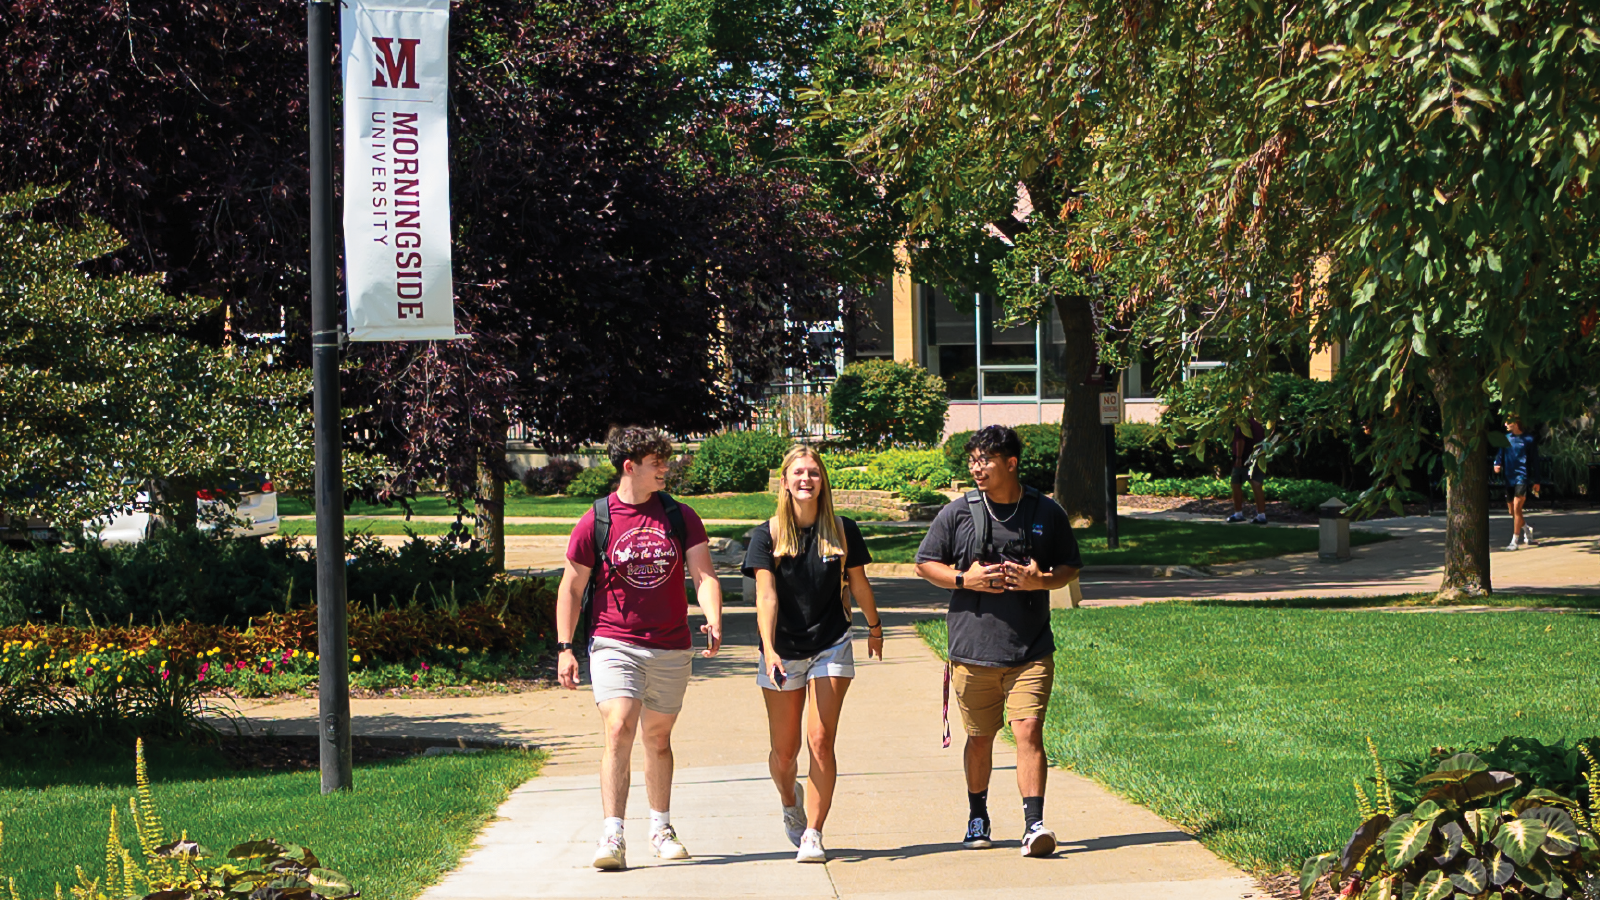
[[657, 492, 689, 553], [965, 489, 991, 564], [590, 495, 612, 570]]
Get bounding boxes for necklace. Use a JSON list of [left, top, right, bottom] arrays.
[[980, 491, 1022, 526]]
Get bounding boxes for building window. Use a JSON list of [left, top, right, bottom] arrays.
[[923, 286, 976, 399], [850, 281, 895, 360], [979, 293, 1039, 401]]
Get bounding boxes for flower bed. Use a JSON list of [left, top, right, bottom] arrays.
[[0, 576, 556, 728]]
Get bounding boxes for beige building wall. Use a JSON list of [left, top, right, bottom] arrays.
[[891, 243, 923, 365], [1309, 341, 1342, 381]]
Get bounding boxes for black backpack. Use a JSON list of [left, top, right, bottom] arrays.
[[575, 492, 689, 657], [965, 486, 1042, 566]]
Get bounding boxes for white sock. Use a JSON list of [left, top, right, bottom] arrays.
[[603, 817, 624, 837], [650, 809, 670, 832]]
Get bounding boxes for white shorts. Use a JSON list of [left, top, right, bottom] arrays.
[[588, 636, 694, 714], [757, 629, 855, 692]]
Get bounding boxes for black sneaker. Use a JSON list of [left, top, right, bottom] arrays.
[[962, 816, 992, 849], [1021, 821, 1057, 858]]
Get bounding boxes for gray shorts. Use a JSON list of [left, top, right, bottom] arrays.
[[588, 636, 694, 714], [757, 629, 855, 691]]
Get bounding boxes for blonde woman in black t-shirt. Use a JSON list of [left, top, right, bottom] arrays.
[[741, 445, 883, 864]]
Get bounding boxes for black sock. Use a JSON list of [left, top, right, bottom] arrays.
[[968, 790, 989, 822], [1023, 796, 1044, 831]]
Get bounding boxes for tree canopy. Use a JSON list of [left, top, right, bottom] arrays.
[[0, 0, 875, 503], [0, 187, 313, 528], [827, 0, 1600, 593]]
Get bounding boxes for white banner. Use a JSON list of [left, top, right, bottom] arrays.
[[341, 0, 463, 341]]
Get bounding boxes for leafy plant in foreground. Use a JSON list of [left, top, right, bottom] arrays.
[[0, 739, 358, 900], [1302, 740, 1600, 899]]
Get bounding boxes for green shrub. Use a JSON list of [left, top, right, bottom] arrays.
[[684, 431, 789, 493], [0, 530, 498, 629], [1158, 372, 1373, 486], [827, 360, 948, 447], [870, 449, 953, 488], [566, 462, 618, 498], [1127, 475, 1359, 511], [1115, 423, 1205, 478], [898, 484, 949, 506], [942, 424, 1060, 492]]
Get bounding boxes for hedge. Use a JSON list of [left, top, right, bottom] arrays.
[[682, 430, 790, 493]]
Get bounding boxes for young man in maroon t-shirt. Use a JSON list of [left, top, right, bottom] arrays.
[[556, 427, 724, 870]]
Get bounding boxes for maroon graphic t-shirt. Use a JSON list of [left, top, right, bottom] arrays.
[[566, 493, 709, 650]]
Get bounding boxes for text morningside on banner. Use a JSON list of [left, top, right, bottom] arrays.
[[341, 0, 463, 342]]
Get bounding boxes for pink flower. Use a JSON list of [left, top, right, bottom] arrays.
[[420, 662, 431, 671], [412, 673, 420, 683], [199, 662, 210, 675], [281, 650, 292, 663], [160, 670, 170, 681]]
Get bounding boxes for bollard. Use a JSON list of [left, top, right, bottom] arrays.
[[1318, 497, 1350, 561]]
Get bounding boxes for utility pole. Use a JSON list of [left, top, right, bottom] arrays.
[[308, 0, 351, 794]]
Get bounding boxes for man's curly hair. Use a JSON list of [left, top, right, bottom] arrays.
[[965, 425, 1022, 460], [606, 426, 673, 471]]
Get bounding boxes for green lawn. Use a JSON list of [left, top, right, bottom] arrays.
[[0, 738, 544, 900], [862, 517, 1388, 567], [917, 600, 1600, 873], [279, 492, 792, 520]]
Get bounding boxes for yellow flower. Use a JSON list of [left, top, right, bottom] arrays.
[[352, 654, 362, 663], [291, 650, 299, 658], [209, 647, 220, 656], [117, 675, 124, 683]]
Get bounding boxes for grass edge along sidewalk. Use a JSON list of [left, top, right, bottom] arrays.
[[865, 517, 1389, 568], [915, 598, 1600, 875], [0, 738, 545, 900]]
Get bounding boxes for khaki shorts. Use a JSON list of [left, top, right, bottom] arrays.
[[589, 636, 694, 715], [952, 656, 1055, 737]]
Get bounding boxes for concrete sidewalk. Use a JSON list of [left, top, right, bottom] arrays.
[[229, 579, 1263, 900], [1075, 508, 1600, 605]]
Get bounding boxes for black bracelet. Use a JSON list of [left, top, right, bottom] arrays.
[[865, 620, 882, 630]]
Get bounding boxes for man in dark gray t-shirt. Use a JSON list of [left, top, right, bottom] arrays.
[[915, 425, 1081, 859]]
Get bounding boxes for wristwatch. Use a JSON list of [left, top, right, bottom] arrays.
[[955, 572, 965, 589], [556, 641, 574, 652]]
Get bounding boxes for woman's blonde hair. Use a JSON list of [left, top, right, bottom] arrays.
[[771, 444, 847, 561]]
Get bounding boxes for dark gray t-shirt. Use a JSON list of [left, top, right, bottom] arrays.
[[915, 490, 1081, 667]]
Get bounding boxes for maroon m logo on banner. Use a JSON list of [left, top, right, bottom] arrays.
[[371, 37, 421, 89]]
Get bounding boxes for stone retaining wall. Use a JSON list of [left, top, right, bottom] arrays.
[[766, 471, 941, 521]]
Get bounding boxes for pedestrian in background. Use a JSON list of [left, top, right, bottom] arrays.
[[1494, 418, 1541, 550]]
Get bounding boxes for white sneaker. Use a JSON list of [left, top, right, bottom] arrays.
[[592, 831, 626, 870], [781, 781, 806, 847], [797, 828, 826, 863], [651, 825, 690, 860], [1504, 539, 1520, 551], [1021, 822, 1057, 858], [1521, 524, 1534, 546]]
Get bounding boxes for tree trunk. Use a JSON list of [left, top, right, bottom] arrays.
[[1052, 294, 1107, 525], [1429, 357, 1492, 600], [475, 425, 508, 573], [153, 475, 199, 532]]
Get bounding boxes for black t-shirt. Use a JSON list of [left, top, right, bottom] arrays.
[[742, 517, 871, 659], [915, 491, 1081, 667]]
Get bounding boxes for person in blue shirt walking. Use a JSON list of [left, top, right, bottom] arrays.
[[1493, 418, 1540, 550]]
